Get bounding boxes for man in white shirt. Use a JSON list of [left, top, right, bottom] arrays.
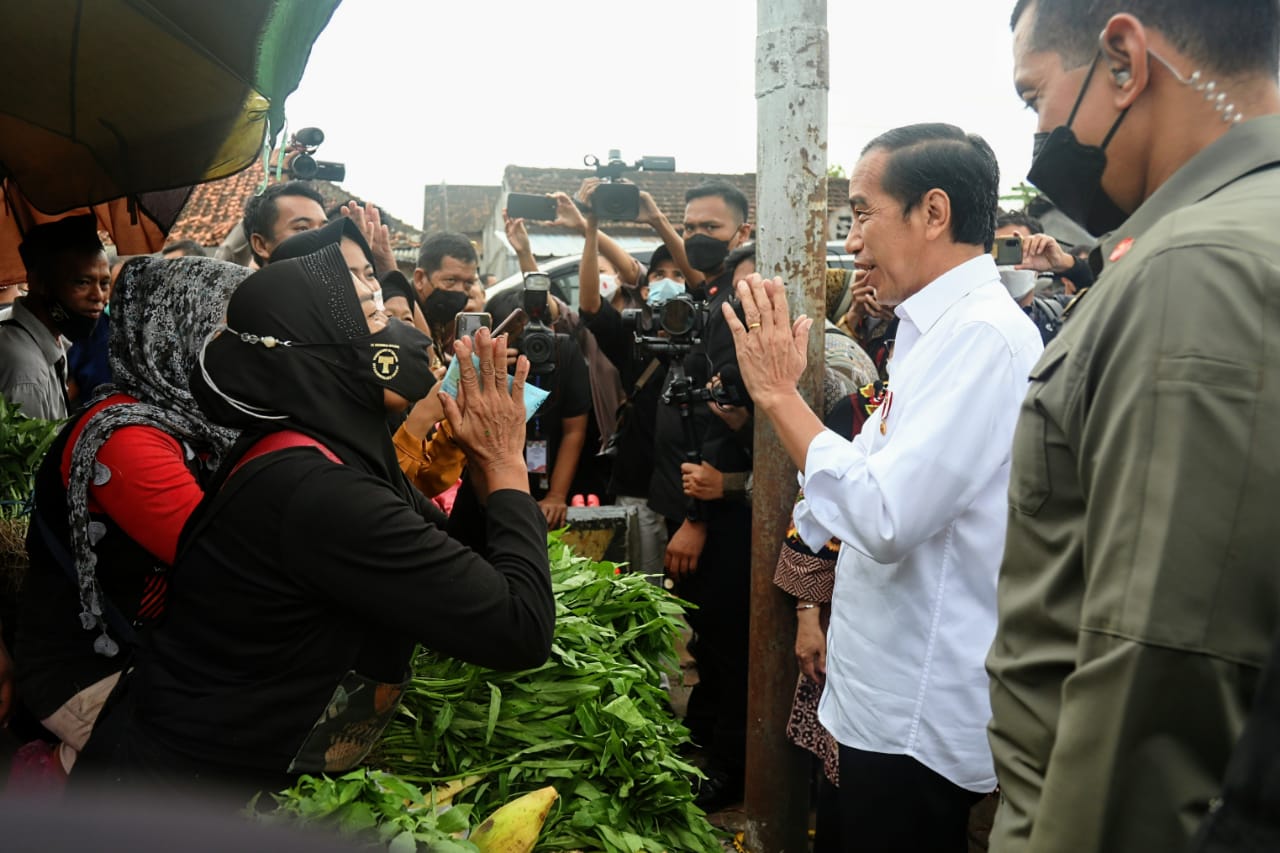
[[726, 123, 1042, 851]]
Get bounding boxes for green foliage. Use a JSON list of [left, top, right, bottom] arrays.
[[262, 769, 479, 852], [827, 163, 847, 179], [0, 396, 62, 519], [1000, 182, 1041, 210]]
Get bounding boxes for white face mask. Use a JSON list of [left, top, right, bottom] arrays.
[[999, 268, 1037, 301], [598, 274, 619, 301]]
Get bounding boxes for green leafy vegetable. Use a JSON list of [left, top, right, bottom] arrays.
[[371, 534, 723, 852], [270, 534, 723, 852], [263, 769, 480, 851]]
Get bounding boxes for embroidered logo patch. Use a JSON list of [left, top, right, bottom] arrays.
[[1109, 237, 1135, 263], [372, 346, 400, 380]]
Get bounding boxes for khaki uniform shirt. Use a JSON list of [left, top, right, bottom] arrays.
[[988, 115, 1280, 853], [0, 298, 68, 420]]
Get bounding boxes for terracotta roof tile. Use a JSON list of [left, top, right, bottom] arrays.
[[422, 185, 501, 236], [167, 160, 424, 251]]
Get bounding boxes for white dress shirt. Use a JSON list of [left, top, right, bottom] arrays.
[[794, 254, 1042, 791]]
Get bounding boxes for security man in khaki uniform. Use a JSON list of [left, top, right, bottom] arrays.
[[988, 3, 1280, 852]]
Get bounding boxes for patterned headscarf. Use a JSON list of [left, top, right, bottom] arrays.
[[68, 256, 249, 656]]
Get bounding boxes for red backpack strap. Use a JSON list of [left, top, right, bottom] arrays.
[[225, 430, 342, 486]]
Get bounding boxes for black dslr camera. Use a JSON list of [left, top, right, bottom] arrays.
[[584, 149, 675, 221], [520, 272, 563, 376], [283, 127, 346, 182], [621, 294, 706, 352]]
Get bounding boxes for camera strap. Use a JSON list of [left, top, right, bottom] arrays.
[[629, 358, 661, 400]]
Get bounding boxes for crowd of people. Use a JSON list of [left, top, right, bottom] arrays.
[[1, 0, 1279, 851]]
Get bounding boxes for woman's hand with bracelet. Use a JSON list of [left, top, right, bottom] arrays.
[[795, 602, 828, 685]]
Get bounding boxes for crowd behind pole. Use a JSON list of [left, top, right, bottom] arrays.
[[1, 1, 1280, 851]]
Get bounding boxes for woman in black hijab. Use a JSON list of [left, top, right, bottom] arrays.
[[78, 241, 552, 800]]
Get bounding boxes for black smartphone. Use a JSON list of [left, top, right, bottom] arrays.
[[454, 312, 491, 342], [993, 236, 1023, 266], [506, 192, 557, 222]]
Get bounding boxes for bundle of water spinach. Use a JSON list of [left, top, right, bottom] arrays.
[[374, 533, 723, 852]]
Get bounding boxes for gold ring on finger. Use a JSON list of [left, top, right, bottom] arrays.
[[748, 322, 761, 330]]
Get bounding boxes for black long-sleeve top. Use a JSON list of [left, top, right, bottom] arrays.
[[83, 447, 552, 793]]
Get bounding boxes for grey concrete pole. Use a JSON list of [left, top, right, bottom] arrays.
[[745, 1, 829, 851]]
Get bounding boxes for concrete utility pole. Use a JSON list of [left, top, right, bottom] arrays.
[[745, 1, 828, 851]]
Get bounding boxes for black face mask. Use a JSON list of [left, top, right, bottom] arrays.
[[48, 297, 100, 343], [684, 234, 732, 273], [422, 288, 469, 335], [361, 319, 437, 403], [1026, 52, 1131, 237]]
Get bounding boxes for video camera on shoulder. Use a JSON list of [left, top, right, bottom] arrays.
[[520, 272, 565, 377], [583, 149, 675, 221], [282, 127, 346, 182]]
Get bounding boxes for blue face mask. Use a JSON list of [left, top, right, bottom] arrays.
[[646, 278, 684, 306]]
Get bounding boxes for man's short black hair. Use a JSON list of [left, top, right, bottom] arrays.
[[685, 181, 750, 226], [862, 123, 1000, 251], [417, 232, 478, 275], [241, 181, 325, 258], [18, 215, 105, 283], [161, 239, 207, 257], [996, 210, 1044, 235], [1011, 0, 1280, 77]]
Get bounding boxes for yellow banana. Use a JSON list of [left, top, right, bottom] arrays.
[[468, 785, 559, 853], [432, 774, 485, 807]]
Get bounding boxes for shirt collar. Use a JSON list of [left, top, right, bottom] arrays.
[[11, 297, 66, 365], [895, 254, 997, 336], [1095, 115, 1280, 273]]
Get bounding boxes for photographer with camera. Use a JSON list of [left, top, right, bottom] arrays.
[[476, 277, 592, 528], [993, 211, 1091, 345], [628, 180, 754, 811], [573, 221, 688, 580]]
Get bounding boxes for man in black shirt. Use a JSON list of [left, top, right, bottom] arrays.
[[635, 181, 755, 811], [484, 287, 592, 529]]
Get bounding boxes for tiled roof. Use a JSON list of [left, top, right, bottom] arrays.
[[166, 160, 423, 251], [504, 165, 850, 237], [423, 184, 501, 236]]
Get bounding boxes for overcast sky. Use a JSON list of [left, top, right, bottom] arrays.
[[283, 0, 1038, 227]]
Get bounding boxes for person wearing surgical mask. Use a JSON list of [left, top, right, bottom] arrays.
[[76, 241, 553, 800], [993, 215, 1065, 345]]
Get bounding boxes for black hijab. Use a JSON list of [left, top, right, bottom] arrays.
[[192, 243, 412, 500]]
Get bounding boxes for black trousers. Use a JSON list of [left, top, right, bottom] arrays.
[[830, 745, 985, 853], [666, 504, 751, 778]]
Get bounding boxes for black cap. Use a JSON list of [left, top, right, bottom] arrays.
[[18, 214, 104, 278], [646, 244, 674, 279]]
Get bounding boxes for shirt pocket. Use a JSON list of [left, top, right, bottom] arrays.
[[1007, 345, 1070, 517]]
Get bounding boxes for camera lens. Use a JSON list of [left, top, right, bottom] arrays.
[[660, 299, 693, 336], [522, 328, 555, 365], [289, 153, 318, 180]]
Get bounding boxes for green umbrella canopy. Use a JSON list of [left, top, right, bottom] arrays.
[[0, 0, 341, 215]]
